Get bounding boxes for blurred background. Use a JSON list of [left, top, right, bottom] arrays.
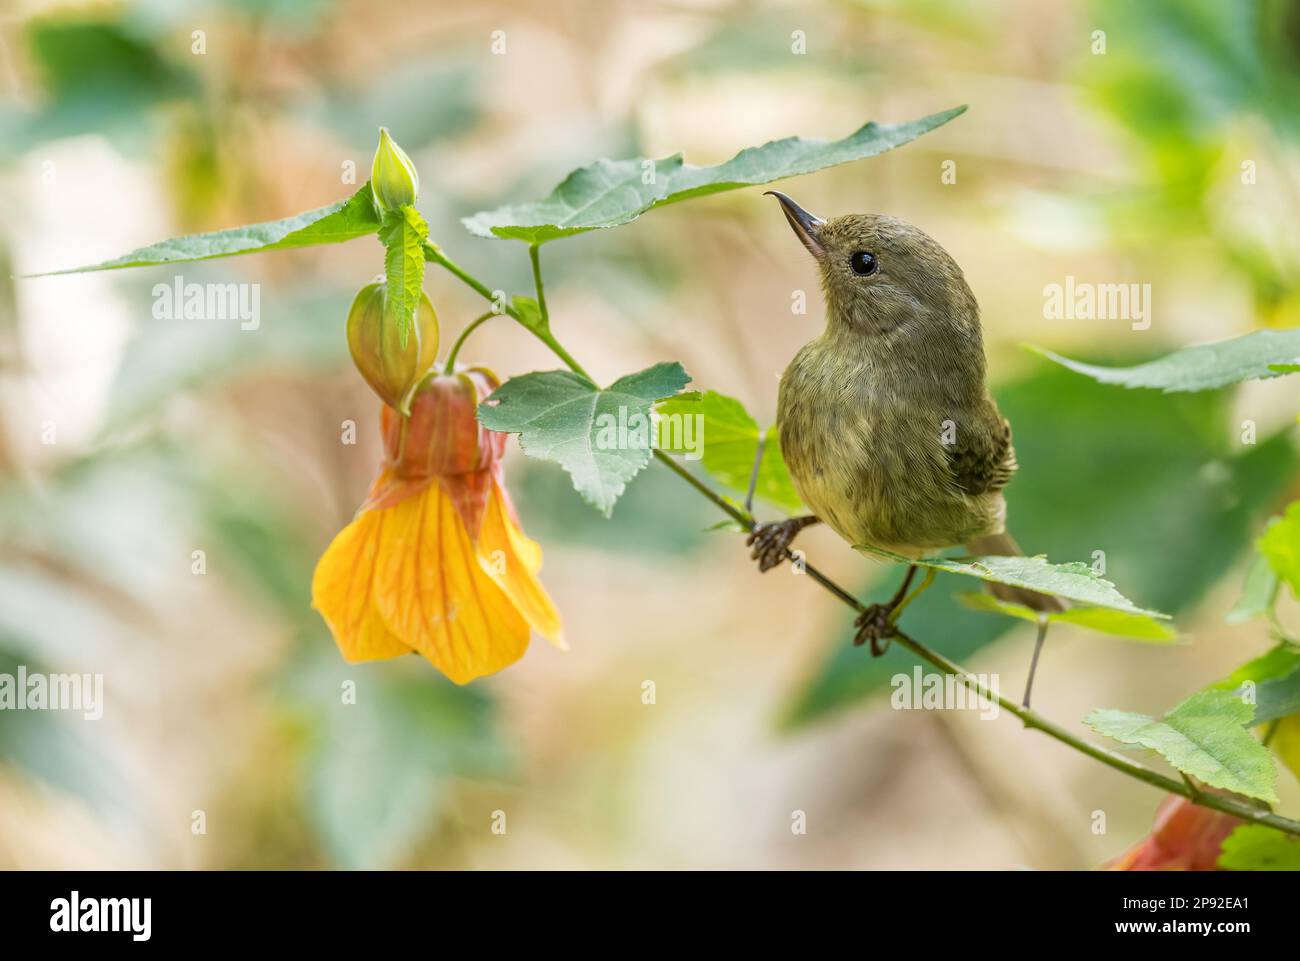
[[1, 0, 1299, 869]]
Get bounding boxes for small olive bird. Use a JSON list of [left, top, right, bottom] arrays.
[[752, 191, 1064, 706]]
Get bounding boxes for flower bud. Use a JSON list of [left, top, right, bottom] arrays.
[[346, 279, 439, 411], [370, 127, 419, 213], [383, 367, 505, 478]]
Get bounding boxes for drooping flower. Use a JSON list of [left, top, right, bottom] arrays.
[[313, 367, 564, 683], [1103, 795, 1240, 871]]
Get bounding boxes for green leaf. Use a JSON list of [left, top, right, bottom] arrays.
[[1225, 552, 1281, 624], [478, 363, 692, 516], [1085, 690, 1278, 802], [1218, 825, 1300, 870], [865, 548, 1168, 618], [1258, 503, 1300, 596], [1212, 644, 1300, 693], [1027, 329, 1300, 392], [30, 183, 381, 275], [462, 107, 966, 243], [656, 390, 804, 514], [954, 592, 1178, 641], [378, 206, 429, 345]]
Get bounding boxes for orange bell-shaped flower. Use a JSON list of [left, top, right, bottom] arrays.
[[312, 367, 564, 683]]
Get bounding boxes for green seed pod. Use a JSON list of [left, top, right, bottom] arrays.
[[370, 127, 419, 213], [346, 279, 439, 411]]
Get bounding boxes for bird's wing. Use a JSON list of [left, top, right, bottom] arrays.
[[946, 399, 1017, 496]]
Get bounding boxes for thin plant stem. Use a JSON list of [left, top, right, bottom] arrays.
[[444, 311, 496, 373]]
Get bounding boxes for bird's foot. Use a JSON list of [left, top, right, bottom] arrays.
[[852, 603, 899, 656], [747, 517, 814, 572]]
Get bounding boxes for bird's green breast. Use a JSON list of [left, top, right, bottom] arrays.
[[777, 334, 1003, 553]]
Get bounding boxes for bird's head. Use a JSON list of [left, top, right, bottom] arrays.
[[766, 191, 980, 344]]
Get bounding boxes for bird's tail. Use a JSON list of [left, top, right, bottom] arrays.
[[965, 531, 1067, 614]]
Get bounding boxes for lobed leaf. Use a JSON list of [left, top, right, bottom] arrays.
[[1085, 690, 1278, 802], [478, 363, 692, 516], [30, 183, 382, 275], [462, 107, 966, 244], [1027, 329, 1300, 393], [656, 390, 803, 514]]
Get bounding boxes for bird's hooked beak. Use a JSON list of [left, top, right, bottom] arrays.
[[765, 190, 826, 259]]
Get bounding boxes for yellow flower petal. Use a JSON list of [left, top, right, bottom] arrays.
[[373, 481, 529, 683], [312, 508, 412, 661], [479, 479, 566, 649]]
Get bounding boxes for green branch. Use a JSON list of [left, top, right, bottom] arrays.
[[427, 248, 1300, 840]]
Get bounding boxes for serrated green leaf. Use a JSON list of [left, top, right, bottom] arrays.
[[864, 548, 1168, 618], [1226, 551, 1281, 624], [1218, 825, 1300, 870], [462, 107, 966, 243], [30, 182, 382, 275], [1027, 329, 1300, 392], [656, 390, 804, 514], [1085, 690, 1278, 802], [478, 363, 691, 516], [1258, 503, 1300, 596], [378, 205, 428, 345], [955, 592, 1177, 641]]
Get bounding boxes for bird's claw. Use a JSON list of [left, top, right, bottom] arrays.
[[852, 603, 898, 656], [747, 519, 802, 572]]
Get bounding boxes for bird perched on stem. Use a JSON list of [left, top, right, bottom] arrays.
[[752, 191, 1064, 706]]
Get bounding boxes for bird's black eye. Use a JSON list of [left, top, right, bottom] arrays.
[[849, 251, 878, 276]]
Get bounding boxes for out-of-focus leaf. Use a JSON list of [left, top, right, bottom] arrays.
[[0, 647, 128, 816], [1273, 714, 1300, 782], [31, 184, 381, 275], [954, 592, 1178, 641], [102, 284, 350, 430], [462, 107, 966, 243], [1212, 643, 1300, 692], [1028, 330, 1300, 392], [656, 390, 803, 514], [1226, 552, 1281, 624], [287, 656, 507, 870], [1086, 691, 1277, 803], [1, 15, 197, 151], [478, 363, 691, 516], [782, 362, 1297, 728], [866, 548, 1167, 617], [1218, 824, 1300, 870], [1258, 503, 1300, 595]]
